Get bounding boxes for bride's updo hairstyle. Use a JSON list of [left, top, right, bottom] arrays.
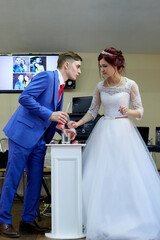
[[98, 47, 125, 73]]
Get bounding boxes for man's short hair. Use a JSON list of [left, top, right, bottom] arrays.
[[57, 51, 82, 69]]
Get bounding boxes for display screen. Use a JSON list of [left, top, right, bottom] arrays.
[[72, 96, 93, 113], [0, 54, 75, 93]]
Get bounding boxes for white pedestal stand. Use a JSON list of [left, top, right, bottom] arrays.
[[45, 144, 86, 240]]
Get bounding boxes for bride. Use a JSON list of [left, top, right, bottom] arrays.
[[69, 47, 160, 240]]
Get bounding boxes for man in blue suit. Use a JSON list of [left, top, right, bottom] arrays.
[[0, 51, 82, 238]]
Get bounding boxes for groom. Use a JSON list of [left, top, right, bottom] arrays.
[[0, 51, 82, 238]]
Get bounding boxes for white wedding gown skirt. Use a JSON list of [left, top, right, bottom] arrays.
[[82, 117, 160, 240]]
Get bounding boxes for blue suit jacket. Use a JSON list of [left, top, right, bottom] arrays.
[[3, 70, 63, 149]]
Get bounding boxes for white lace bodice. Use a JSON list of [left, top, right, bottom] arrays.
[[88, 78, 144, 119]]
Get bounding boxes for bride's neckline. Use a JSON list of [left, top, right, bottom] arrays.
[[104, 77, 127, 88]]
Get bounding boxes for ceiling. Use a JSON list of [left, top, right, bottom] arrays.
[[0, 0, 160, 55]]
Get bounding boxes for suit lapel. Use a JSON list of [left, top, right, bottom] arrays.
[[53, 70, 59, 110]]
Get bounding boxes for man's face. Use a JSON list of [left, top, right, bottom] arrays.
[[36, 58, 41, 63], [66, 60, 81, 80], [15, 58, 21, 66], [18, 75, 24, 82]]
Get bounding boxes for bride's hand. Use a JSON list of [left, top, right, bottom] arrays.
[[119, 106, 129, 115], [67, 121, 79, 129]]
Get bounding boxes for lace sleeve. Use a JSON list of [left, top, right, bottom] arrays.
[[130, 81, 144, 120], [87, 84, 101, 119]]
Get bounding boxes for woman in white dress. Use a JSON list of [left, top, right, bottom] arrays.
[[70, 47, 160, 240]]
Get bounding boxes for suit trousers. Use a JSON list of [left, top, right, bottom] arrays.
[[0, 137, 46, 224]]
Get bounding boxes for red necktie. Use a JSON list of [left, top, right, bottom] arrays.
[[59, 84, 64, 101]]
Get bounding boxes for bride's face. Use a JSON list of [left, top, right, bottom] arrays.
[[99, 58, 115, 79]]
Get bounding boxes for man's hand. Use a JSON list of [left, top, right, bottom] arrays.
[[63, 128, 77, 141], [49, 111, 69, 124]]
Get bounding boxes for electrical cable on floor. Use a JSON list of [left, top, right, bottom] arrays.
[[39, 202, 51, 217]]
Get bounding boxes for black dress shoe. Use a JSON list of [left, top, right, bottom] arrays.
[[19, 220, 50, 234], [0, 223, 20, 238]]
